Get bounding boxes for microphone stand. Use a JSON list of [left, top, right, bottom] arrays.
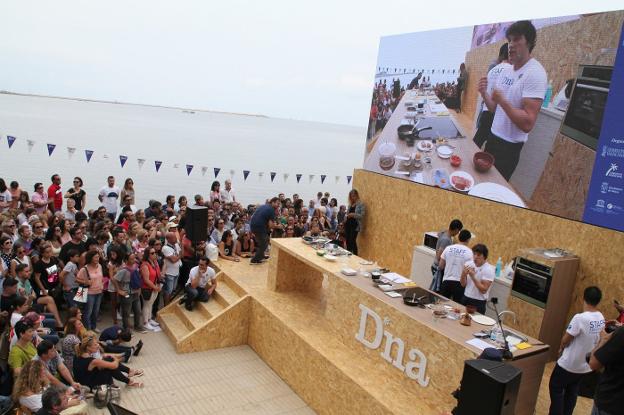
[[490, 297, 513, 360]]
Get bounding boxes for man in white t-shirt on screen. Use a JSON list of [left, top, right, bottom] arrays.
[[98, 176, 120, 221], [161, 232, 182, 305], [478, 20, 547, 180], [439, 229, 473, 302], [549, 286, 605, 415], [184, 257, 217, 311], [460, 244, 495, 314]]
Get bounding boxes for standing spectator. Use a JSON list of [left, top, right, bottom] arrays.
[[249, 198, 279, 265], [439, 230, 473, 302], [76, 251, 104, 330], [99, 176, 120, 221], [456, 63, 467, 112], [63, 176, 86, 212], [210, 181, 221, 203], [430, 219, 463, 292], [58, 227, 86, 265], [140, 248, 162, 332], [112, 253, 145, 333], [184, 257, 217, 311], [589, 325, 624, 415], [0, 179, 11, 213], [221, 179, 236, 203], [9, 180, 21, 210], [161, 232, 182, 305], [59, 250, 80, 309], [344, 189, 365, 255], [549, 286, 605, 415], [47, 174, 63, 213], [119, 178, 135, 206], [31, 183, 49, 216]]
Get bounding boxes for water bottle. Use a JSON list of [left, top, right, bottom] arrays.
[[495, 257, 502, 278], [490, 325, 500, 342], [542, 81, 553, 108]]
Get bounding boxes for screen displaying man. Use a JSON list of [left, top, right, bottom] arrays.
[[479, 20, 547, 180]]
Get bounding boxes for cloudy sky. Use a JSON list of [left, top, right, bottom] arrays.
[[0, 0, 621, 127]]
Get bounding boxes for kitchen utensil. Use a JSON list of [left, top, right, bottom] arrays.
[[449, 171, 475, 192], [378, 142, 396, 170], [397, 124, 415, 141], [468, 182, 526, 207], [473, 151, 495, 173], [324, 254, 337, 262]]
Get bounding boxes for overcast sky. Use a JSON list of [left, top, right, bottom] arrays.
[[0, 0, 621, 127]]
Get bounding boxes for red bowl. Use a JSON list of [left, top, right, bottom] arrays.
[[450, 155, 462, 167], [473, 151, 494, 172]]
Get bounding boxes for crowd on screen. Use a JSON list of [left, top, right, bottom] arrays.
[[0, 174, 361, 413]]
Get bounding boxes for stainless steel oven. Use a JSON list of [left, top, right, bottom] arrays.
[[560, 65, 612, 150], [511, 257, 553, 308]]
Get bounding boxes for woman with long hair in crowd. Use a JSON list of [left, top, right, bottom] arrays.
[[235, 230, 254, 258], [120, 178, 135, 207], [64, 176, 86, 212], [140, 247, 162, 332], [219, 230, 240, 262], [76, 250, 104, 330], [344, 189, 365, 255], [44, 223, 64, 257]]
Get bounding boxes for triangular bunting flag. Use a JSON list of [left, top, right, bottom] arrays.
[[7, 136, 16, 148], [214, 168, 221, 178], [347, 175, 352, 184], [296, 174, 302, 183], [173, 163, 180, 169], [335, 175, 340, 184], [243, 170, 250, 181], [27, 140, 35, 152], [258, 172, 264, 181], [201, 166, 208, 176], [67, 147, 76, 159], [155, 161, 163, 172], [85, 150, 94, 163], [308, 174, 315, 184], [137, 159, 146, 169], [321, 174, 326, 184], [119, 155, 128, 168], [270, 172, 276, 182], [229, 169, 236, 178], [186, 164, 194, 176], [283, 173, 289, 182], [47, 144, 56, 156]]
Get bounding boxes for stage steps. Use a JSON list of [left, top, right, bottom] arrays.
[[158, 271, 251, 353]]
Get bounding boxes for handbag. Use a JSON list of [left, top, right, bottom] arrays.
[[94, 384, 120, 408], [73, 286, 89, 303]]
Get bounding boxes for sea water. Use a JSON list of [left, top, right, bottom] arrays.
[[0, 93, 365, 208]]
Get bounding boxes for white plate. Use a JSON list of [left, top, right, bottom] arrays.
[[471, 314, 496, 326], [417, 141, 434, 152], [449, 171, 475, 192], [436, 145, 453, 159], [468, 182, 526, 207], [324, 254, 337, 262]]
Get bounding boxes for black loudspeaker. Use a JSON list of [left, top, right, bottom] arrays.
[[184, 205, 208, 242], [454, 359, 522, 415]]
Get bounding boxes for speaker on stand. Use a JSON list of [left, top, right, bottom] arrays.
[[453, 359, 522, 415], [184, 205, 208, 242]]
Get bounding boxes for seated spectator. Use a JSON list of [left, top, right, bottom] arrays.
[[61, 317, 84, 376], [235, 231, 254, 258], [8, 320, 37, 376], [184, 257, 217, 311], [218, 231, 240, 262], [73, 334, 143, 389], [210, 219, 226, 245], [10, 242, 32, 277], [22, 311, 60, 346], [36, 384, 87, 415], [35, 340, 81, 390], [98, 326, 143, 362], [16, 262, 63, 329]]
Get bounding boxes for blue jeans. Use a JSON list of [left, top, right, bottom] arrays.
[[63, 288, 78, 309], [184, 285, 210, 310], [163, 275, 179, 295], [83, 293, 103, 330], [591, 404, 613, 415]]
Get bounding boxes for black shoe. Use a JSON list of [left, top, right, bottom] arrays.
[[133, 340, 144, 357], [250, 259, 262, 265], [178, 296, 186, 305], [185, 304, 194, 311]]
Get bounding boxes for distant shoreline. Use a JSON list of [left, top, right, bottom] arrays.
[[0, 90, 269, 119]]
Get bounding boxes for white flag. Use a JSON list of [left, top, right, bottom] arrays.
[[201, 166, 208, 176], [67, 147, 76, 159], [137, 158, 146, 169], [27, 140, 35, 152]]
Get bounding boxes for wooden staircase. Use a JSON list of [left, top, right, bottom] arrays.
[[157, 272, 251, 353]]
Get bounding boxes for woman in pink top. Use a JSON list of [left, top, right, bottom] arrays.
[[31, 183, 49, 216], [76, 250, 104, 330]]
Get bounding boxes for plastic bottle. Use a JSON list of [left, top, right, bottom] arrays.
[[495, 257, 502, 278], [490, 325, 500, 342], [542, 81, 553, 108]]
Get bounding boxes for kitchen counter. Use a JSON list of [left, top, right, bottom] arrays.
[[363, 90, 525, 205], [269, 238, 549, 415]]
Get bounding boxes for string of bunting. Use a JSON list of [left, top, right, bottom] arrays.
[[3, 134, 353, 185]]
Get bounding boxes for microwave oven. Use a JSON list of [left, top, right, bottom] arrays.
[[423, 232, 438, 251], [560, 65, 612, 150], [511, 257, 553, 309]]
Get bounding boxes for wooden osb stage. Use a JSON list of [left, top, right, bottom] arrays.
[[157, 238, 573, 415]]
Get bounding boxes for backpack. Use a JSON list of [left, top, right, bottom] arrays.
[[129, 268, 142, 290]]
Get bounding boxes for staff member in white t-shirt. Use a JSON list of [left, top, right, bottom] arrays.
[[460, 244, 495, 314], [478, 20, 547, 180], [184, 257, 217, 311], [439, 229, 472, 303], [548, 286, 605, 415]]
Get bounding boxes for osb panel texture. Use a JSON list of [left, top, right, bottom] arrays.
[[353, 169, 624, 326], [530, 133, 596, 220], [462, 12, 624, 119], [248, 299, 399, 415], [506, 295, 544, 339], [178, 296, 251, 353], [267, 247, 324, 293], [325, 275, 472, 411]]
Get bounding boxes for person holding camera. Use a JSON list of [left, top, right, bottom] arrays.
[[589, 320, 624, 415]]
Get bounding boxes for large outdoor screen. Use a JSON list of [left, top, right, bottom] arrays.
[[363, 10, 624, 232]]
